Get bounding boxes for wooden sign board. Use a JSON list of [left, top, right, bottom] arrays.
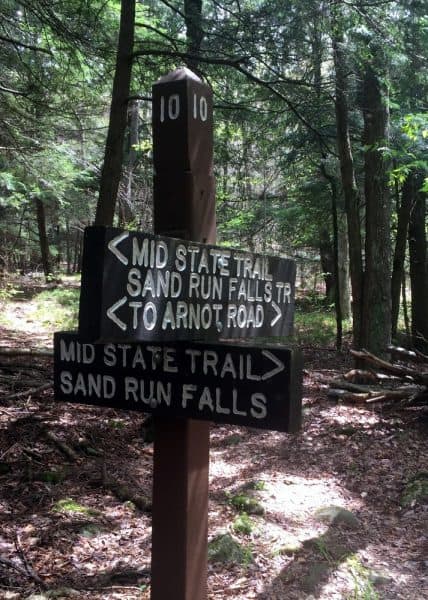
[[78, 226, 296, 343], [54, 331, 302, 433]]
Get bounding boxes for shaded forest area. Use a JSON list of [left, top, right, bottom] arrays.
[[1, 0, 427, 353], [0, 1, 427, 599], [0, 289, 427, 598]]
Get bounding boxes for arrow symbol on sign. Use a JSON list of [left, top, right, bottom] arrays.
[[270, 301, 282, 326], [107, 296, 128, 331], [108, 231, 129, 265], [261, 350, 285, 380]]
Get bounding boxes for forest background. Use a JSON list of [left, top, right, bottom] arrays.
[[0, 0, 427, 353], [1, 3, 427, 599]]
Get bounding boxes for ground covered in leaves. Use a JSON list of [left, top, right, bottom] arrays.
[[0, 278, 427, 599]]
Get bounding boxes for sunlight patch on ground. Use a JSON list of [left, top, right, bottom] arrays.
[[320, 404, 381, 427], [0, 301, 44, 335], [209, 454, 243, 482]]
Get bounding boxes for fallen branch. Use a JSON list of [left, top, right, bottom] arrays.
[[0, 555, 46, 588], [42, 429, 80, 462], [328, 389, 371, 403], [0, 362, 51, 371], [2, 382, 52, 402], [0, 347, 53, 357]]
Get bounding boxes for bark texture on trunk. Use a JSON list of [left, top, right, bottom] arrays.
[[408, 172, 428, 351], [391, 174, 414, 337], [95, 0, 135, 227], [332, 29, 363, 346], [360, 62, 391, 356], [35, 198, 51, 280]]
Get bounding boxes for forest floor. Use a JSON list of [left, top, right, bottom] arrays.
[[0, 276, 427, 600]]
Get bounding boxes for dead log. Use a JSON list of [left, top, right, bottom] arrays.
[[388, 345, 428, 363], [343, 369, 378, 384], [328, 388, 371, 402], [350, 348, 428, 384]]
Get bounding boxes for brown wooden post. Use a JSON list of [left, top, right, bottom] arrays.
[[150, 67, 216, 600]]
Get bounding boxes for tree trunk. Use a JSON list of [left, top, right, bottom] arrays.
[[391, 174, 413, 337], [35, 198, 51, 280], [408, 172, 428, 351], [184, 0, 203, 72], [331, 27, 363, 347], [360, 61, 391, 356], [319, 228, 335, 304], [338, 210, 351, 320], [95, 0, 135, 227], [119, 99, 139, 226]]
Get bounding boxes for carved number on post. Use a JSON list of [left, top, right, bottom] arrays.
[[159, 94, 207, 122]]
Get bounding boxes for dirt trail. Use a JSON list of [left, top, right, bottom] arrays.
[[0, 283, 427, 599]]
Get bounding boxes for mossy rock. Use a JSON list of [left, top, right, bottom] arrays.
[[230, 494, 264, 515], [208, 533, 252, 565], [401, 473, 428, 507], [314, 506, 360, 529]]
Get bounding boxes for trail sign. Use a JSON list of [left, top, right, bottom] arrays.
[[54, 332, 302, 433], [78, 226, 296, 342], [53, 67, 302, 600]]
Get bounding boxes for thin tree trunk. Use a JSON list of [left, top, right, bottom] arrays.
[[184, 0, 203, 72], [408, 172, 428, 351], [95, 0, 135, 227], [360, 61, 391, 356], [319, 229, 335, 304], [65, 220, 71, 275], [35, 198, 51, 280], [391, 174, 413, 337], [119, 99, 139, 226], [338, 211, 351, 320], [402, 271, 410, 341], [331, 26, 363, 347]]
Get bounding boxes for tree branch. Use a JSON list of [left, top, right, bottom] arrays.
[[0, 84, 29, 97], [0, 33, 52, 55], [133, 48, 331, 151]]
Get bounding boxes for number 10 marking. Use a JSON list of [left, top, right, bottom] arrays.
[[160, 93, 208, 122]]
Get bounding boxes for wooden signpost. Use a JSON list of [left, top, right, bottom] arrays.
[[53, 67, 302, 600]]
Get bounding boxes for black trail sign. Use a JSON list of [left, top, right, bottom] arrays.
[[78, 226, 296, 342], [54, 332, 302, 433]]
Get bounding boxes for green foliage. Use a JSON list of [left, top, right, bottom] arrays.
[[31, 287, 80, 330], [294, 305, 348, 346], [345, 555, 380, 600]]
